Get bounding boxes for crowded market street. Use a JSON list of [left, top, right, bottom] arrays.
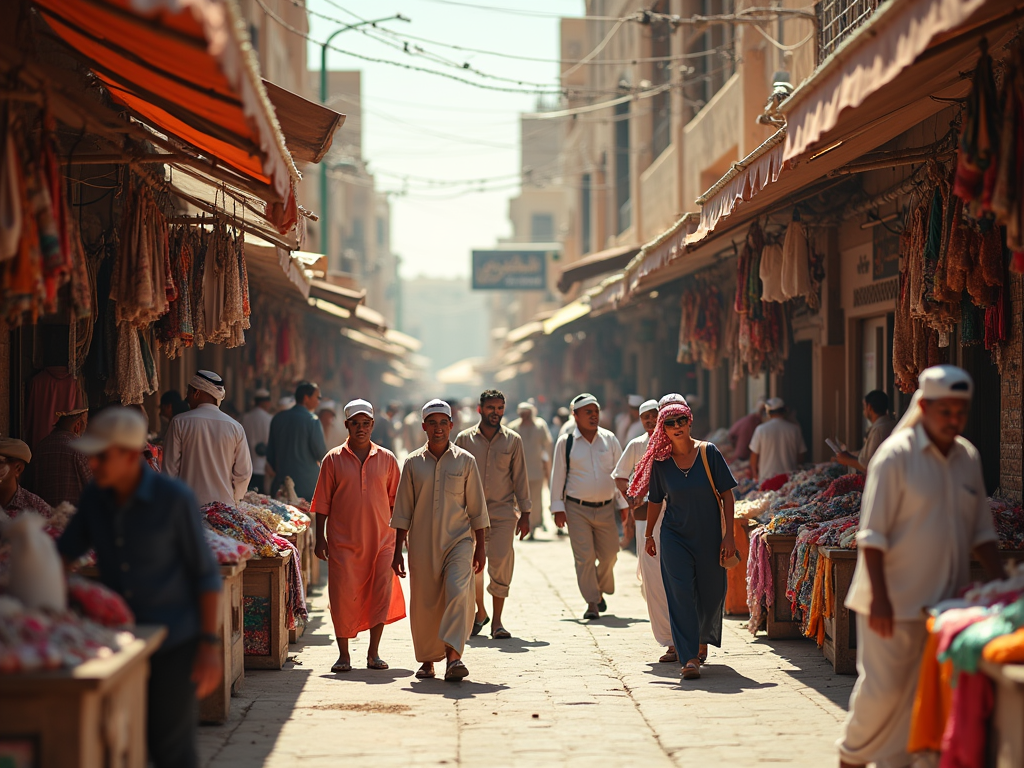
[[199, 524, 853, 767]]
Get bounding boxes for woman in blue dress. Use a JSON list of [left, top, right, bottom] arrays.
[[629, 402, 737, 679]]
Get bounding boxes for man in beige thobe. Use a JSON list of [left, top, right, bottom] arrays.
[[838, 366, 1004, 768], [507, 401, 552, 536], [391, 399, 489, 682], [456, 389, 531, 640]]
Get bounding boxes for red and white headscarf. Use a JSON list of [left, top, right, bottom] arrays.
[[628, 403, 692, 499]]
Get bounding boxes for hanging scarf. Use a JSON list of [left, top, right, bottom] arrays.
[[627, 403, 692, 499]]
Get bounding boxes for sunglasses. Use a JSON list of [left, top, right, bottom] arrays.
[[663, 417, 690, 428]]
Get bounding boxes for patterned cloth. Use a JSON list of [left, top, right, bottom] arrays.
[[23, 429, 92, 506], [4, 485, 53, 518]]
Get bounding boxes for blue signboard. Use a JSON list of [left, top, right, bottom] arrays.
[[471, 249, 550, 290]]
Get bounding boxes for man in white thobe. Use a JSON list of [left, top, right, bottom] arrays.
[[240, 388, 272, 493], [838, 366, 1004, 768], [614, 394, 643, 447], [507, 401, 553, 536], [748, 397, 806, 482], [164, 370, 252, 507]]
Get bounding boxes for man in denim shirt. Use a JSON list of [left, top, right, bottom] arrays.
[[58, 407, 222, 768]]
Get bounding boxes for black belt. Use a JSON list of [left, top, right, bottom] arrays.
[[565, 496, 613, 508]]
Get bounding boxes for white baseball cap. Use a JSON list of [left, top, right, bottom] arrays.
[[72, 407, 148, 456], [639, 399, 659, 416], [422, 399, 452, 419], [658, 393, 687, 410], [319, 399, 338, 414], [627, 394, 644, 408], [570, 393, 599, 411], [919, 365, 973, 400], [343, 399, 374, 419]]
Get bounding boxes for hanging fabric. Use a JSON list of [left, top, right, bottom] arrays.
[[759, 241, 785, 302], [781, 217, 812, 300]]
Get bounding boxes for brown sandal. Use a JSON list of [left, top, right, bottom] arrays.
[[698, 644, 708, 664], [682, 660, 701, 680], [659, 649, 678, 663]]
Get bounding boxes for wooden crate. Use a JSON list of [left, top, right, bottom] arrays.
[[765, 535, 803, 639], [819, 547, 858, 675], [243, 551, 292, 670], [200, 561, 247, 724], [980, 661, 1024, 768], [0, 627, 166, 768]]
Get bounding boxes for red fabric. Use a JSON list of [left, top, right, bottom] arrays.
[[23, 367, 83, 449], [759, 473, 789, 492], [627, 404, 693, 499], [67, 575, 135, 627], [939, 671, 993, 768]]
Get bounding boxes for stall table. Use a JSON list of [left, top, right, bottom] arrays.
[[200, 561, 247, 724], [818, 547, 858, 675], [980, 661, 1024, 768], [243, 550, 292, 669], [0, 626, 166, 768], [765, 534, 802, 639]]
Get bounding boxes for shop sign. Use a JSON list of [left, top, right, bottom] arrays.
[[472, 250, 549, 290], [872, 227, 900, 280]]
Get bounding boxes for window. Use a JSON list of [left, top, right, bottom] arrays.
[[685, 0, 736, 119], [615, 100, 631, 234], [650, 3, 672, 159], [530, 213, 555, 243], [580, 173, 592, 255]]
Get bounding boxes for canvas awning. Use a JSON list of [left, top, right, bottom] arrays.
[[556, 244, 640, 293], [243, 233, 310, 299], [309, 279, 366, 310], [33, 0, 300, 231], [435, 357, 486, 386], [263, 79, 345, 164], [385, 329, 422, 353], [341, 327, 404, 358], [506, 320, 545, 345], [543, 298, 591, 335]]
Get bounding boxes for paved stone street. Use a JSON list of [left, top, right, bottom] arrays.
[[200, 530, 854, 767]]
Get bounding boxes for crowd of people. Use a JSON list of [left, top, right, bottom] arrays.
[[1, 359, 999, 768]]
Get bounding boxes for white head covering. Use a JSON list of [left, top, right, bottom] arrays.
[[344, 399, 374, 419], [517, 401, 536, 414], [190, 370, 225, 402], [627, 394, 644, 408], [893, 365, 974, 434], [72, 407, 148, 455], [254, 388, 271, 399], [570, 393, 599, 411], [422, 399, 452, 419], [319, 399, 338, 415], [279, 396, 296, 409], [639, 399, 659, 416], [766, 397, 785, 411], [658, 393, 687, 410]]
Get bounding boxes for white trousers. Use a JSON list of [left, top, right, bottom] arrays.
[[635, 517, 673, 648], [837, 614, 929, 768]]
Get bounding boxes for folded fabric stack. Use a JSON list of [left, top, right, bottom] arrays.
[[204, 529, 254, 565], [0, 594, 135, 673], [241, 492, 312, 532], [202, 502, 279, 557]]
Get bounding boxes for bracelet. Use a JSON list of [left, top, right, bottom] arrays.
[[645, 535, 654, 539]]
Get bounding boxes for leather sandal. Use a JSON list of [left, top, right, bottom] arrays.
[[659, 649, 678, 663], [682, 660, 701, 680], [698, 644, 708, 665]]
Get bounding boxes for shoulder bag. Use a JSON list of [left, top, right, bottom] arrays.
[[698, 441, 741, 569]]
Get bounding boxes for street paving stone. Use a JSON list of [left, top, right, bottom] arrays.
[[199, 531, 854, 767]]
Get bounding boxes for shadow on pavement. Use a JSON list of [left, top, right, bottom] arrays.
[[751, 636, 853, 709], [403, 678, 511, 699], [317, 667, 418, 685], [648, 664, 779, 693], [559, 613, 647, 629], [467, 636, 551, 654]]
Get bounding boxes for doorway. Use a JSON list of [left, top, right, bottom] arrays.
[[779, 339, 813, 453]]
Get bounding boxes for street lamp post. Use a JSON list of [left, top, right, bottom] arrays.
[[319, 14, 407, 265]]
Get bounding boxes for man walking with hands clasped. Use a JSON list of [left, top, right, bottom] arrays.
[[391, 399, 489, 681], [456, 389, 532, 640], [550, 393, 626, 620]]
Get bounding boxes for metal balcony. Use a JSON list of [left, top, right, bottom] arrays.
[[817, 0, 881, 63]]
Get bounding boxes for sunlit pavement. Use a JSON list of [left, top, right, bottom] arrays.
[[199, 526, 854, 767]]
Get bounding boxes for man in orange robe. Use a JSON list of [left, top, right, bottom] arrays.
[[312, 399, 406, 672]]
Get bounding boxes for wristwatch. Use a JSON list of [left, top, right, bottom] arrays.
[[645, 535, 655, 539], [199, 632, 221, 645]]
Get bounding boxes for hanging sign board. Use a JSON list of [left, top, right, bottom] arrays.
[[471, 249, 550, 290]]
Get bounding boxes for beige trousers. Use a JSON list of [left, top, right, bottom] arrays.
[[635, 517, 673, 648], [409, 537, 475, 663], [837, 614, 929, 768], [485, 508, 518, 599], [564, 499, 618, 604], [528, 478, 544, 531]]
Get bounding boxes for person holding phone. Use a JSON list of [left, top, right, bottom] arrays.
[[834, 390, 897, 473]]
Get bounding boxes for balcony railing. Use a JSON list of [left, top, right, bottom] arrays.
[[817, 0, 880, 63]]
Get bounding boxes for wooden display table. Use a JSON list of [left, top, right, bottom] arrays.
[[200, 561, 247, 724], [818, 547, 858, 675], [0, 626, 166, 768], [765, 534, 802, 639], [980, 661, 1024, 768], [243, 550, 292, 670]]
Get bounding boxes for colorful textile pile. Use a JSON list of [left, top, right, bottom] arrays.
[[759, 473, 789, 492], [241, 491, 312, 532], [677, 284, 723, 370], [0, 594, 135, 673], [746, 528, 773, 633], [202, 502, 279, 557], [67, 575, 135, 627], [204, 529, 254, 565]]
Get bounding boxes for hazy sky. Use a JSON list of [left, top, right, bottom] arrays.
[[307, 0, 585, 279]]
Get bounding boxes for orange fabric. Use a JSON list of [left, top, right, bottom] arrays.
[[805, 554, 827, 647], [982, 627, 1024, 663], [310, 442, 406, 639], [725, 518, 751, 614], [908, 619, 955, 753], [824, 553, 836, 619]]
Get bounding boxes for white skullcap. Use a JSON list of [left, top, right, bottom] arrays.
[[658, 393, 687, 410], [639, 399, 659, 416], [254, 388, 271, 399], [190, 370, 225, 402], [319, 399, 338, 414], [517, 401, 536, 413], [570, 393, 599, 411], [344, 399, 374, 419], [422, 399, 452, 419], [766, 397, 785, 411], [279, 396, 296, 409], [627, 394, 644, 408]]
